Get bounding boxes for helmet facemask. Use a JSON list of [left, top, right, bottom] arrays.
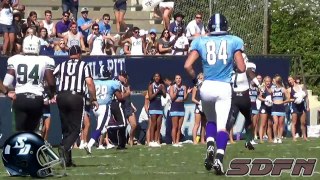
[[36, 143, 66, 178]]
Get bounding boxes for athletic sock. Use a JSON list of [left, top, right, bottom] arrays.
[[206, 121, 217, 140], [216, 131, 229, 160]]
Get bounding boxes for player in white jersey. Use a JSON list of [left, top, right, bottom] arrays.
[[184, 14, 246, 175], [227, 53, 261, 150], [2, 35, 56, 132]]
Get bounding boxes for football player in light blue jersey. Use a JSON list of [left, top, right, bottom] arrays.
[[84, 67, 126, 154], [184, 13, 246, 175]]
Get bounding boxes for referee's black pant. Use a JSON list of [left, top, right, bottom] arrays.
[[57, 91, 84, 164]]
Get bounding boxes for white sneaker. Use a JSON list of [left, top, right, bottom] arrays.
[[277, 138, 282, 144], [273, 139, 278, 144], [97, 145, 105, 150], [106, 144, 115, 149], [149, 141, 159, 147], [250, 140, 257, 145], [295, 133, 300, 138], [84, 144, 92, 154], [254, 136, 258, 140], [263, 135, 268, 140], [178, 144, 183, 147], [79, 142, 87, 149], [172, 143, 179, 147], [154, 142, 161, 147]]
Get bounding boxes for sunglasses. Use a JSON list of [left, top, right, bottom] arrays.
[[164, 31, 169, 34], [104, 18, 110, 20], [196, 16, 202, 19], [60, 42, 65, 45], [134, 31, 139, 33], [64, 15, 69, 18], [93, 28, 99, 30]]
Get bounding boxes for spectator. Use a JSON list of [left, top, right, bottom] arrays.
[[40, 10, 56, 39], [54, 39, 68, 56], [119, 29, 133, 55], [98, 13, 117, 54], [56, 11, 71, 38], [77, 7, 93, 47], [170, 26, 189, 55], [121, 27, 146, 55], [62, 0, 79, 20], [185, 13, 206, 41], [157, 29, 174, 55], [64, 22, 86, 51], [12, 10, 25, 54], [39, 27, 51, 46], [24, 11, 40, 36], [146, 29, 158, 55], [99, 13, 111, 35], [87, 23, 106, 55], [159, 0, 174, 30], [0, 0, 15, 56], [114, 0, 127, 34], [169, 12, 185, 36], [105, 41, 116, 55], [38, 27, 55, 56]]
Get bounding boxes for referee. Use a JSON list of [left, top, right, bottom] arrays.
[[54, 45, 98, 167]]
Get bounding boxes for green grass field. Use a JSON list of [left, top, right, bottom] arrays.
[[1, 138, 320, 179]]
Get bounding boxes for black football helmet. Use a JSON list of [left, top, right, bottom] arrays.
[[1, 132, 65, 178], [207, 13, 228, 35], [99, 65, 112, 79]]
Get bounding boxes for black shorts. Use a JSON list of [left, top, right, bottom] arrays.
[[13, 93, 44, 131], [111, 100, 126, 127], [226, 90, 251, 131], [114, 0, 127, 11]]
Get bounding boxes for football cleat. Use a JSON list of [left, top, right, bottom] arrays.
[[245, 141, 255, 150], [204, 142, 216, 171], [213, 159, 225, 175], [84, 145, 92, 155]]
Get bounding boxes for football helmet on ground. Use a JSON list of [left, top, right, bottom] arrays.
[[2, 132, 66, 178]]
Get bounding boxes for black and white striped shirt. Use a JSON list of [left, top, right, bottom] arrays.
[[54, 59, 92, 94]]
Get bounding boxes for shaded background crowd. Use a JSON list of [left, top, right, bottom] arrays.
[[0, 0, 208, 57]]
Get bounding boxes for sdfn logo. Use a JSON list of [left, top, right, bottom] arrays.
[[226, 158, 317, 176]]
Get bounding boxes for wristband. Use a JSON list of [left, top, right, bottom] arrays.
[[252, 77, 260, 87]]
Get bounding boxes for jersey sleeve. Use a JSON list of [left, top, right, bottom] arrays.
[[45, 57, 55, 71], [6, 56, 15, 70], [84, 63, 93, 78], [232, 36, 244, 53], [190, 37, 201, 52]]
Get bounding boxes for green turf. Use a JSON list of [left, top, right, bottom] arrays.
[[1, 138, 320, 179]]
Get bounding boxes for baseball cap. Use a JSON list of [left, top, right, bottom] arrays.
[[69, 45, 81, 56], [149, 28, 157, 34], [81, 7, 89, 13]]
